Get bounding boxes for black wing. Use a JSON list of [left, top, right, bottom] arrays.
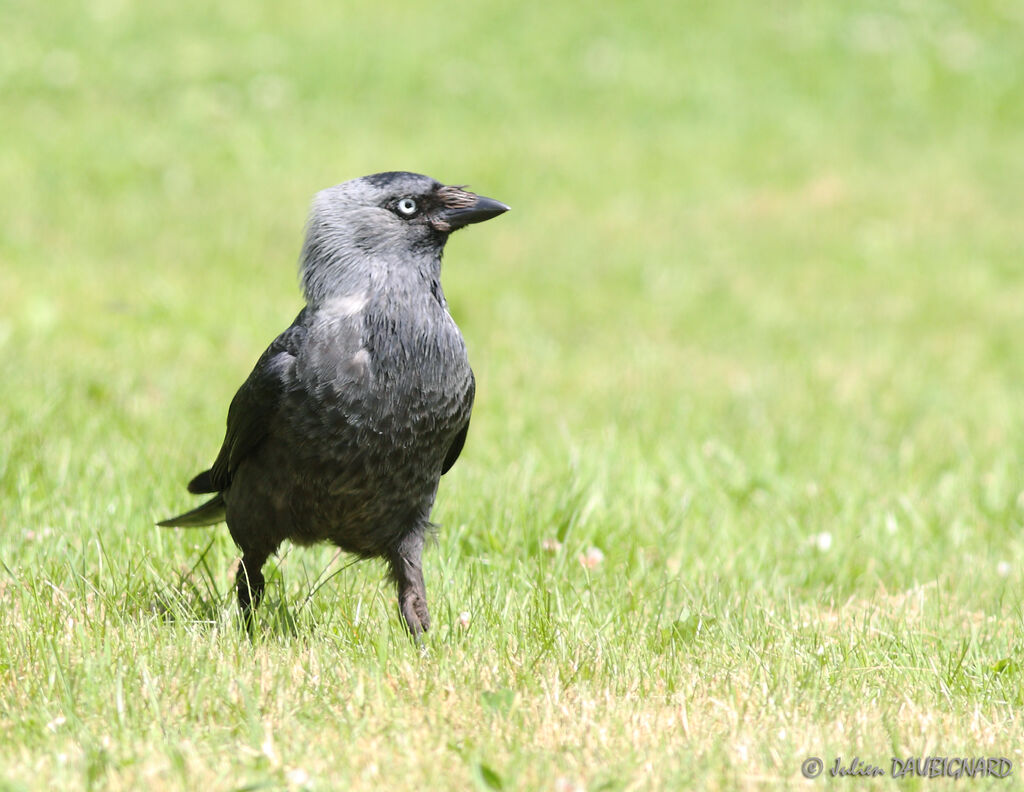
[[187, 310, 308, 494], [441, 372, 475, 475]]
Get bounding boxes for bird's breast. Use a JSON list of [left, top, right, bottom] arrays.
[[296, 301, 471, 431]]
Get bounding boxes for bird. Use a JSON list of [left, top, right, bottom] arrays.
[[158, 171, 508, 635]]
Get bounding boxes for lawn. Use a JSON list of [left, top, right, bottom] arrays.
[[2, 0, 1024, 789]]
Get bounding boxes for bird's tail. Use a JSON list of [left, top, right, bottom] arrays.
[[157, 494, 226, 528]]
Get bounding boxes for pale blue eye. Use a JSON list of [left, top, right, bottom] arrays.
[[397, 198, 418, 216]]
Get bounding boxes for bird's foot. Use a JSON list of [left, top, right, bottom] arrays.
[[236, 556, 266, 633], [399, 585, 431, 639]]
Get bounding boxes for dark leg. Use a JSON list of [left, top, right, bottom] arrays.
[[389, 531, 430, 638], [236, 553, 268, 631]]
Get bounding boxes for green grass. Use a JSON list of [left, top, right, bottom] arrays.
[[3, 0, 1024, 789]]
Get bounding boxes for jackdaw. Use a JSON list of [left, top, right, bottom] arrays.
[[159, 171, 508, 635]]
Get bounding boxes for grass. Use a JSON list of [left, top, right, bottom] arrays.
[[2, 0, 1024, 788]]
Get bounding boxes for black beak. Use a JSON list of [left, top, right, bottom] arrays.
[[441, 194, 510, 231]]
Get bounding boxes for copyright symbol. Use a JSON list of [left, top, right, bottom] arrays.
[[801, 757, 823, 778]]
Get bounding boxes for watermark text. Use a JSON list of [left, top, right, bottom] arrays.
[[800, 756, 1013, 780]]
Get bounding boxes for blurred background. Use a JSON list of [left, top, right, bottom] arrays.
[[3, 0, 1024, 581], [3, 0, 1024, 786]]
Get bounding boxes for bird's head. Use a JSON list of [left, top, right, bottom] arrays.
[[300, 171, 509, 305]]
